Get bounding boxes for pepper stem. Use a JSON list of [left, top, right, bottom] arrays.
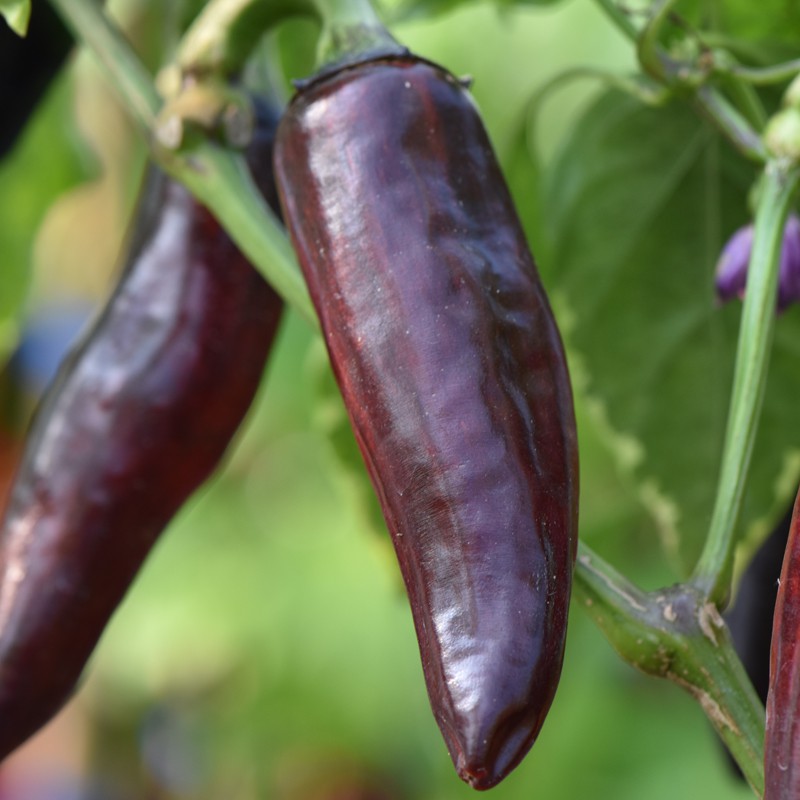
[[177, 0, 301, 78], [45, 0, 315, 325], [691, 161, 800, 605], [592, 0, 768, 163], [308, 0, 404, 75], [575, 543, 766, 794], [47, 0, 160, 131]]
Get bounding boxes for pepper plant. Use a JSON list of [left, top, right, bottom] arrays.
[[1, 0, 799, 797]]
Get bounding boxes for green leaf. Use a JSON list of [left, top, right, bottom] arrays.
[[1, 0, 31, 35], [705, 0, 800, 46], [658, 0, 800, 58], [543, 89, 800, 574]]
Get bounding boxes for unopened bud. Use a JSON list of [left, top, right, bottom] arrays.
[[715, 214, 800, 312], [784, 74, 800, 111], [715, 224, 753, 303], [778, 215, 800, 310], [765, 107, 800, 161]]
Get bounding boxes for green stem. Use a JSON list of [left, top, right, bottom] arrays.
[[691, 162, 800, 604], [636, 0, 679, 82], [47, 0, 160, 132], [46, 0, 315, 326], [575, 544, 765, 793], [718, 73, 768, 130], [309, 0, 403, 72], [529, 67, 669, 114], [730, 59, 800, 87], [592, 0, 766, 163], [693, 86, 769, 162], [166, 146, 316, 323], [178, 0, 404, 80], [177, 0, 304, 78]]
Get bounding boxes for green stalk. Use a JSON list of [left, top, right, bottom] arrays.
[[636, 0, 679, 82], [592, 0, 767, 163], [691, 162, 799, 604], [707, 55, 767, 133], [528, 67, 669, 116], [575, 544, 765, 793], [166, 145, 315, 323], [731, 59, 800, 87], [47, 0, 160, 130], [177, 0, 303, 78], [308, 0, 403, 73], [693, 86, 769, 162], [177, 0, 403, 80], [721, 76, 768, 130], [46, 0, 315, 325]]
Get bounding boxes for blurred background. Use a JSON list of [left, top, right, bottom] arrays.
[[0, 0, 759, 797]]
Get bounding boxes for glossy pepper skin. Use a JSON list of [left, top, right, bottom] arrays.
[[275, 55, 579, 790], [0, 101, 284, 761], [720, 504, 792, 781], [765, 488, 800, 799]]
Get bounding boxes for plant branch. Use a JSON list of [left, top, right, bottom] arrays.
[[575, 544, 765, 793], [636, 0, 679, 82], [693, 86, 769, 162], [47, 0, 160, 132], [529, 66, 669, 115], [730, 59, 800, 87], [166, 145, 316, 323], [691, 161, 800, 605], [177, 0, 304, 78], [592, 0, 767, 163], [177, 0, 403, 84], [46, 0, 315, 326], [720, 76, 768, 130], [308, 0, 403, 73]]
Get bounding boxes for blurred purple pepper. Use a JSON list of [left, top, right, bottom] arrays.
[[715, 214, 800, 312]]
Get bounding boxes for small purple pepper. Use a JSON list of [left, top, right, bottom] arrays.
[[715, 214, 800, 312]]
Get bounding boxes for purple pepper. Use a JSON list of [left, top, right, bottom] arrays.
[[274, 54, 578, 790], [0, 99, 285, 763]]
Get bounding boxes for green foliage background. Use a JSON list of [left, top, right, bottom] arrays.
[[1, 0, 795, 797]]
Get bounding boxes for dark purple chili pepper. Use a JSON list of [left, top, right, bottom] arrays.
[[274, 54, 578, 790], [766, 487, 800, 799], [0, 99, 284, 761], [718, 504, 792, 781]]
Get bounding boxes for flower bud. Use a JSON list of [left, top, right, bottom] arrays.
[[778, 215, 800, 310], [715, 214, 800, 312], [765, 107, 800, 162], [715, 224, 753, 303]]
